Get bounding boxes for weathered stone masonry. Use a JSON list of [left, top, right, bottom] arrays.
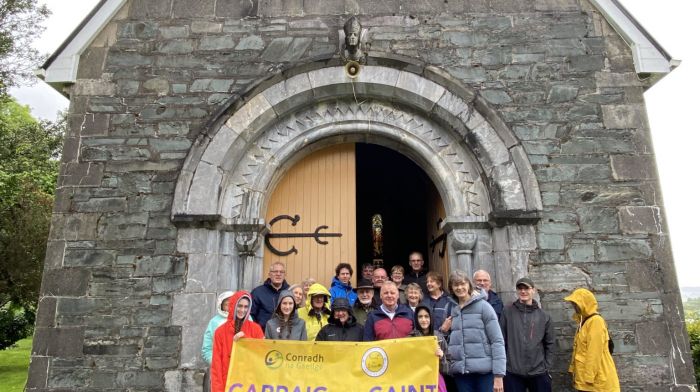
[[29, 0, 695, 391]]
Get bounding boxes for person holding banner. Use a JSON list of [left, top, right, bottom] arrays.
[[447, 270, 506, 392], [410, 305, 449, 392], [316, 297, 364, 341], [211, 290, 264, 392], [364, 281, 414, 341], [298, 283, 331, 340], [265, 290, 307, 340]]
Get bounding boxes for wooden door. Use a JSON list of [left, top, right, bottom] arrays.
[[263, 144, 356, 287], [426, 183, 449, 281]]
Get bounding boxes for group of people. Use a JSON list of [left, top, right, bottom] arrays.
[[201, 252, 619, 392]]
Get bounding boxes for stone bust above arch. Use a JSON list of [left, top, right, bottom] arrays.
[[172, 57, 543, 229]]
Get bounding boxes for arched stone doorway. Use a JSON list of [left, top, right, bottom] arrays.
[[170, 60, 542, 368]]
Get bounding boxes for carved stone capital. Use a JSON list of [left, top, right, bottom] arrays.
[[450, 229, 477, 254], [232, 220, 268, 257]]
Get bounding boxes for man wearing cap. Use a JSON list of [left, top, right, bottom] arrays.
[[353, 278, 376, 326], [499, 277, 555, 392], [315, 297, 364, 341]]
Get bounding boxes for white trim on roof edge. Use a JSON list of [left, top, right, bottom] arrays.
[[38, 0, 675, 93], [37, 0, 127, 88], [589, 0, 673, 74]]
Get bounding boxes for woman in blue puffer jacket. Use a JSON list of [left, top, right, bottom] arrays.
[[447, 270, 505, 392]]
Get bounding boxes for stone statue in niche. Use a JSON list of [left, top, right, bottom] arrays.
[[342, 16, 365, 63]]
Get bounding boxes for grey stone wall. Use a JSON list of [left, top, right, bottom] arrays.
[[28, 0, 695, 391]]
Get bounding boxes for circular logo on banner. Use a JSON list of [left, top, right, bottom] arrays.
[[361, 347, 388, 377], [265, 350, 284, 369]]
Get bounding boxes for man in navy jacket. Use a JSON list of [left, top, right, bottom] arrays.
[[250, 261, 289, 329]]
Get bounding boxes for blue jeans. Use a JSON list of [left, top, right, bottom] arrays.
[[454, 373, 494, 392]]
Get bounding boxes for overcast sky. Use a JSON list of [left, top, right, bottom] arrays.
[[10, 0, 700, 287]]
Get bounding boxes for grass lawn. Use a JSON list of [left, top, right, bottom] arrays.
[[0, 337, 32, 392]]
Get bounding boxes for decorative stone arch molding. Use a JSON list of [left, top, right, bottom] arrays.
[[172, 62, 542, 226]]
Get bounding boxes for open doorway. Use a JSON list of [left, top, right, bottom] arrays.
[[356, 143, 445, 275]]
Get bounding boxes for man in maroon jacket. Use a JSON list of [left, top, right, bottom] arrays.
[[363, 281, 414, 340]]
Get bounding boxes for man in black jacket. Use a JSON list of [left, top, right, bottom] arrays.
[[403, 251, 428, 294], [499, 277, 554, 392]]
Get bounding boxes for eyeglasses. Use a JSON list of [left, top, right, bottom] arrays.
[[410, 259, 422, 262], [270, 270, 285, 274]]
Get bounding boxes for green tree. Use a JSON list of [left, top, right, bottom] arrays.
[[0, 0, 50, 96], [687, 311, 700, 388], [0, 98, 63, 349]]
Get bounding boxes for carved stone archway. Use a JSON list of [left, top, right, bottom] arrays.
[[173, 64, 542, 224], [170, 60, 542, 369]]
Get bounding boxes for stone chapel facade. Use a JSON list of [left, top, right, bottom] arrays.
[[29, 0, 695, 390]]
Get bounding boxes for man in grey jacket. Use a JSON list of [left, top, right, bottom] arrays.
[[499, 277, 554, 392]]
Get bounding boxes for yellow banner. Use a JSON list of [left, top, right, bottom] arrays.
[[225, 337, 439, 392]]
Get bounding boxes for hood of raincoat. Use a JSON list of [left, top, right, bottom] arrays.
[[273, 289, 299, 319], [216, 291, 234, 318], [304, 283, 332, 311], [564, 288, 598, 321], [327, 297, 357, 326], [227, 291, 253, 321]]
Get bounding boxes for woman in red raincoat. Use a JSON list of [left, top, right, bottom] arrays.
[[211, 290, 264, 392]]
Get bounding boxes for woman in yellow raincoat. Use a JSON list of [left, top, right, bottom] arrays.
[[564, 288, 620, 392], [298, 283, 331, 340]]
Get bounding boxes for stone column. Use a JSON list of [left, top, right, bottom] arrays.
[[442, 216, 490, 276], [449, 229, 477, 274]]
